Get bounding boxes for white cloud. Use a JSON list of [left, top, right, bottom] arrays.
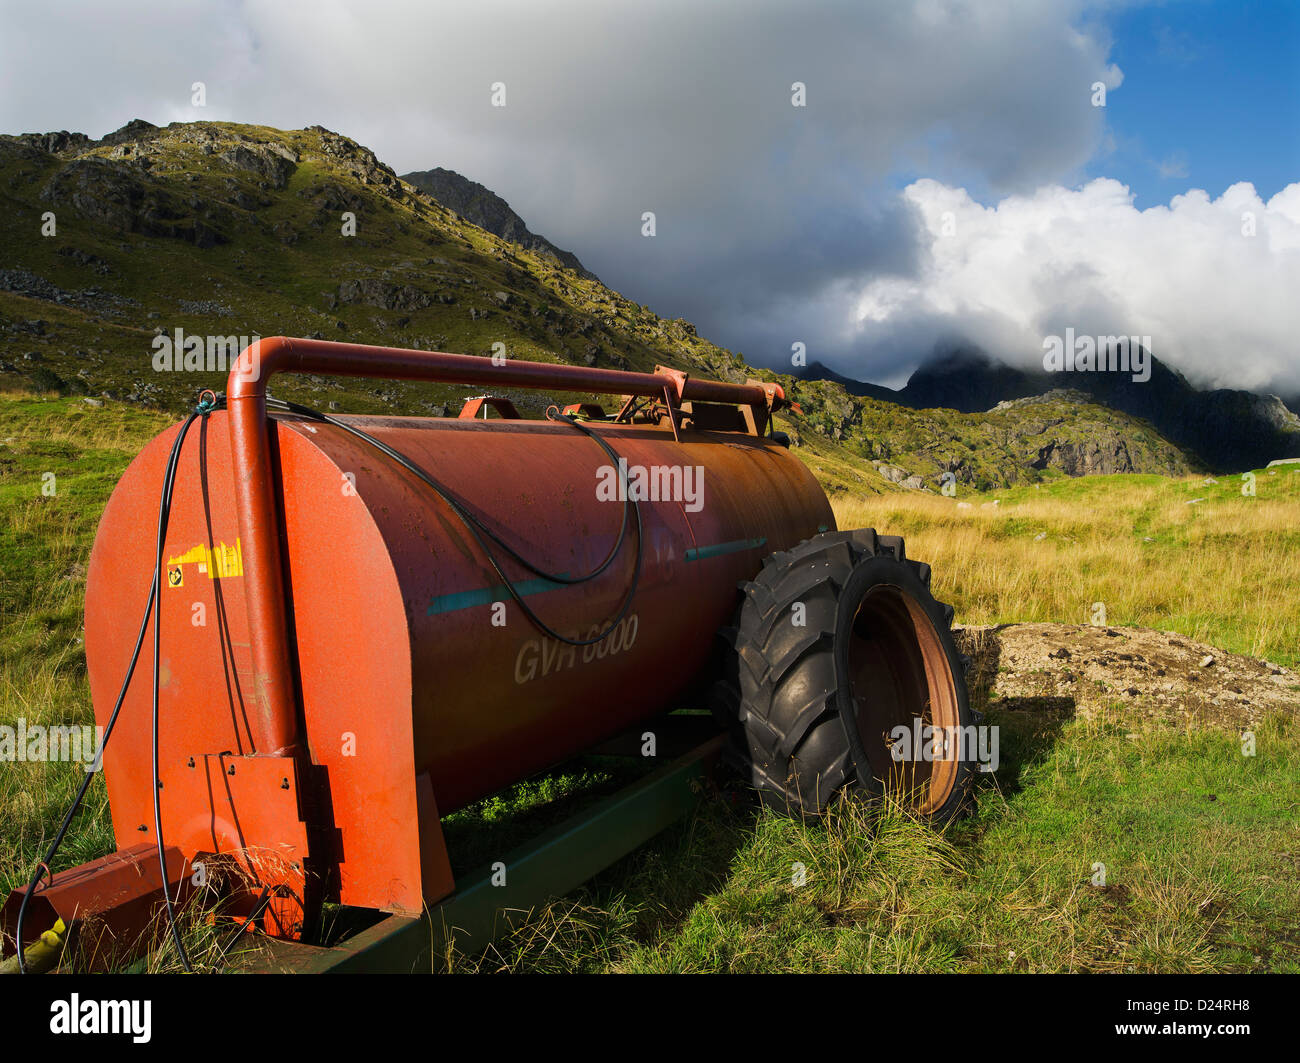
[[1156, 152, 1189, 179], [849, 178, 1300, 393]]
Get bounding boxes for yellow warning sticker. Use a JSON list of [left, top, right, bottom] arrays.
[[165, 538, 243, 588]]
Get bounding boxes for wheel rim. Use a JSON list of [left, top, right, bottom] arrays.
[[847, 584, 961, 814]]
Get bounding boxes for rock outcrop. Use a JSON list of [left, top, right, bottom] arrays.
[[401, 167, 596, 279]]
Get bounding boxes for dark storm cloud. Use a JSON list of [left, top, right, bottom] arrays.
[[0, 1, 1187, 386]]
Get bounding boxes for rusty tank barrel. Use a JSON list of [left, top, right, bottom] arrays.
[[80, 340, 833, 926], [224, 338, 791, 758]]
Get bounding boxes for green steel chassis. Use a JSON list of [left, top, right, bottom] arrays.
[[235, 727, 724, 973]]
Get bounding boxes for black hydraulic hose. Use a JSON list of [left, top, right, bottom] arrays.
[[266, 397, 644, 648], [15, 398, 212, 973], [150, 405, 207, 973], [270, 398, 634, 587]]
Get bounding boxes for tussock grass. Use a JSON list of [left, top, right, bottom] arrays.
[[833, 471, 1300, 666], [447, 712, 1299, 973], [1, 396, 171, 901]]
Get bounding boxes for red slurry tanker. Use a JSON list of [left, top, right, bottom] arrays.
[[2, 338, 973, 972]]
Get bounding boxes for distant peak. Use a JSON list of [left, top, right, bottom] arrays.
[[99, 118, 159, 147], [401, 166, 597, 281]]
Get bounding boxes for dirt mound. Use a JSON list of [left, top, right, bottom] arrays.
[[956, 623, 1299, 731]]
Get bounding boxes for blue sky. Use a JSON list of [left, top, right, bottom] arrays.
[[1092, 0, 1299, 206]]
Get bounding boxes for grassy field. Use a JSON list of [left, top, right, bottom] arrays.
[[450, 711, 1298, 973], [0, 393, 171, 916], [1, 391, 1297, 972], [832, 469, 1300, 668]]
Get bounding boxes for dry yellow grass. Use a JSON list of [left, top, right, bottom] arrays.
[[832, 471, 1300, 666]]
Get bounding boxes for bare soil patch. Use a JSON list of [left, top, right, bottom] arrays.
[[956, 623, 1300, 730]]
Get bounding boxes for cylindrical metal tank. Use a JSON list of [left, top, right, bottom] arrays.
[[82, 340, 835, 922]]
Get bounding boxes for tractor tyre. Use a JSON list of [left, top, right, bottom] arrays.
[[713, 528, 978, 822]]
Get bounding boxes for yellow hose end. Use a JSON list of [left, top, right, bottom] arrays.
[[40, 919, 67, 948], [0, 918, 68, 974]]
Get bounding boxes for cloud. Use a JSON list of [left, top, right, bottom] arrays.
[[0, 1, 1123, 368], [1156, 152, 1189, 179], [5, 2, 1291, 396], [844, 178, 1300, 394]]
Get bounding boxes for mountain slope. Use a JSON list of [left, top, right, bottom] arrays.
[[401, 167, 595, 280], [784, 382, 1194, 491], [0, 120, 741, 409], [0, 119, 1200, 491], [802, 346, 1300, 474]]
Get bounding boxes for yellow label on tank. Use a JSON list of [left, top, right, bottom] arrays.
[[166, 538, 244, 585]]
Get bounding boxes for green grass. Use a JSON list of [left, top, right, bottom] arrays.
[[441, 758, 646, 877], [450, 709, 1299, 974], [0, 393, 171, 902]]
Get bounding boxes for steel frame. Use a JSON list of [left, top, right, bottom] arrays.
[[235, 733, 723, 973]]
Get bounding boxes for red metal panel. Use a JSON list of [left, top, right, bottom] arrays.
[[1, 844, 189, 969], [84, 415, 425, 922], [272, 425, 424, 914], [457, 396, 521, 420]]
